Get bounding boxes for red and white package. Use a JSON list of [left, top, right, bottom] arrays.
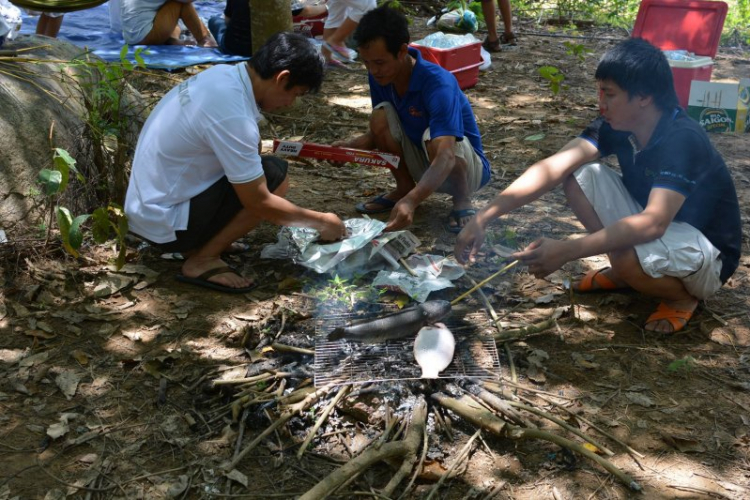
[[272, 140, 400, 170]]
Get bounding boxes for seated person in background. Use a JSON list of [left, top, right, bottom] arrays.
[[120, 0, 217, 46], [335, 4, 491, 233], [124, 32, 345, 293], [455, 38, 742, 333], [208, 0, 328, 57], [207, 0, 251, 56]]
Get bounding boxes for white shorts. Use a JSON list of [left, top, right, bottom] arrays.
[[375, 102, 485, 194], [573, 162, 723, 299], [324, 0, 376, 28]]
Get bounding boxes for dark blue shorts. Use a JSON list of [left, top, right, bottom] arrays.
[[156, 156, 287, 253]]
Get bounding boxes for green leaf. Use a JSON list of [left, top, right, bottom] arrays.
[[56, 206, 79, 257], [38, 169, 63, 196], [524, 133, 546, 141], [119, 44, 128, 63], [69, 214, 90, 250], [538, 66, 560, 80], [91, 207, 111, 243]]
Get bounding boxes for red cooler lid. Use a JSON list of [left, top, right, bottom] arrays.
[[632, 0, 727, 58]]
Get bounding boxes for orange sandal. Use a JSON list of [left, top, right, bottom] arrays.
[[645, 302, 695, 333], [575, 268, 621, 293]]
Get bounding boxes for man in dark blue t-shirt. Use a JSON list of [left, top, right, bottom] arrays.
[[455, 38, 741, 334], [335, 5, 491, 233]]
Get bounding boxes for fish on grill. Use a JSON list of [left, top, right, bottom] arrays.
[[326, 300, 451, 343]]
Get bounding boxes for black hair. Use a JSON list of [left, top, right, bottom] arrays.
[[354, 3, 410, 57], [595, 38, 678, 112], [250, 32, 324, 92]]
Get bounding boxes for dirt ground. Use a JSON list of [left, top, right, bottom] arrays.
[[2, 14, 750, 500]]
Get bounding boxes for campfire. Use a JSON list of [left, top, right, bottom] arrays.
[[208, 268, 643, 498]]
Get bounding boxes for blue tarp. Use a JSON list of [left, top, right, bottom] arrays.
[[19, 1, 248, 70]]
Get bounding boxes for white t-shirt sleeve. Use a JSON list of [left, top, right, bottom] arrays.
[[203, 115, 264, 184]]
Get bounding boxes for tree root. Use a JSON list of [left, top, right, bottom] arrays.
[[432, 393, 641, 492], [299, 397, 427, 500]]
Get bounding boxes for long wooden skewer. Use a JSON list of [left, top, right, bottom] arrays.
[[451, 260, 519, 306]]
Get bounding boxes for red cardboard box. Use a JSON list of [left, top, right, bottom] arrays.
[[293, 13, 326, 38], [632, 0, 728, 108], [410, 41, 482, 90], [272, 140, 400, 169]]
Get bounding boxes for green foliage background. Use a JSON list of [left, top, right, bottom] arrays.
[[505, 0, 749, 41]]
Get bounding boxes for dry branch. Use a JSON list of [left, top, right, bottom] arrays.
[[432, 393, 641, 492], [494, 317, 559, 342], [297, 385, 351, 458], [451, 260, 519, 306], [228, 385, 334, 469], [299, 398, 427, 500]]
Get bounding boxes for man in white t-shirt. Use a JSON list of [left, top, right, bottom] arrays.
[[125, 32, 345, 293]]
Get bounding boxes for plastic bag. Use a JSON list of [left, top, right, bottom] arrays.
[[436, 8, 478, 34], [0, 0, 22, 42]]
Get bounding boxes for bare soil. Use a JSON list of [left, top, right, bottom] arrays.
[[1, 17, 750, 500]]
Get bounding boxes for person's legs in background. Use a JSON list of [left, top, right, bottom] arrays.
[[36, 12, 64, 37], [480, 0, 516, 52]]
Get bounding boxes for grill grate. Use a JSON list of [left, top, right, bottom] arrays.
[[314, 306, 502, 387]]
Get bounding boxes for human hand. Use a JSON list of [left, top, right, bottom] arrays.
[[454, 217, 487, 265], [511, 237, 569, 278], [316, 213, 346, 242], [384, 198, 416, 232]]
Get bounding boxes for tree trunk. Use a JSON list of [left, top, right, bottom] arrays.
[[249, 0, 293, 54]]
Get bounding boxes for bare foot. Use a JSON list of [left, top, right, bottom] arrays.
[[644, 299, 698, 333], [197, 35, 218, 48], [182, 257, 253, 289]]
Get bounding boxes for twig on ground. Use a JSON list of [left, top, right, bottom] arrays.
[[299, 398, 427, 500], [298, 385, 351, 458], [228, 385, 334, 469], [271, 343, 315, 356], [432, 393, 641, 491], [451, 260, 519, 306], [424, 429, 481, 500]]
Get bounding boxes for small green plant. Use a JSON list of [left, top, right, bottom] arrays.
[[563, 41, 592, 62], [62, 46, 147, 208], [538, 65, 566, 95], [667, 356, 696, 375], [37, 148, 129, 269]]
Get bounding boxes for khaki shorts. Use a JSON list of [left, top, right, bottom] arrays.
[[376, 102, 485, 194], [573, 162, 723, 299]]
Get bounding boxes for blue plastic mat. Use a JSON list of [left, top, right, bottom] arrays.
[[19, 1, 248, 70]]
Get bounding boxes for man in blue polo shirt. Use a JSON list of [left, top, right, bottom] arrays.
[[336, 4, 491, 233]]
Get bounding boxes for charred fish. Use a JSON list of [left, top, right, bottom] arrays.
[[327, 300, 451, 343]]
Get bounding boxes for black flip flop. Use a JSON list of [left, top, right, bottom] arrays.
[[176, 266, 256, 294], [355, 194, 396, 214], [446, 208, 477, 234]]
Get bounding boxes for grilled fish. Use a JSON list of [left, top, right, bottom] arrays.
[[327, 300, 451, 343]]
